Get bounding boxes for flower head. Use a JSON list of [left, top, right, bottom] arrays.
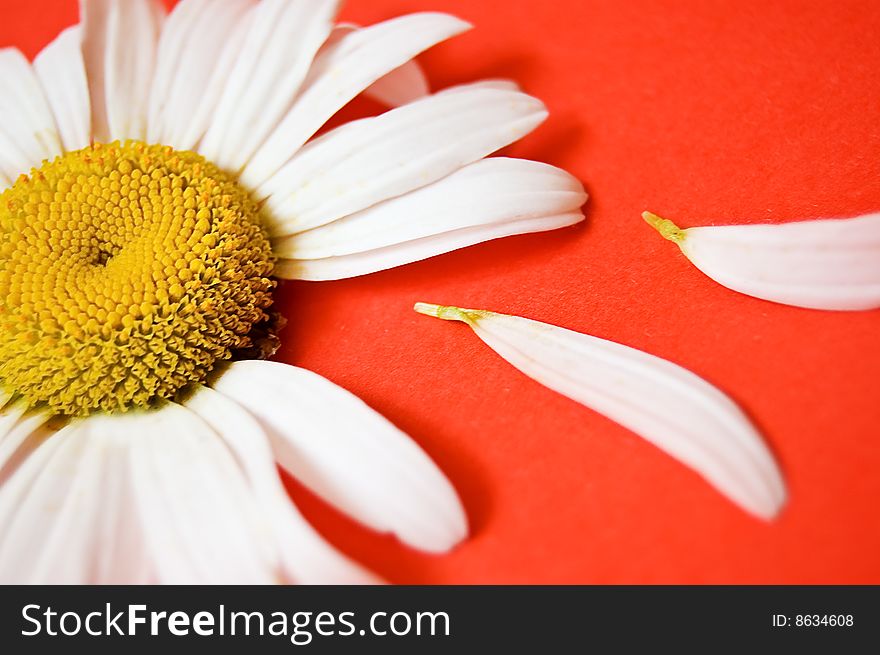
[[0, 0, 586, 583], [1, 141, 275, 416]]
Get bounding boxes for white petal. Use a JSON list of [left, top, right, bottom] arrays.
[[184, 385, 379, 584], [125, 403, 284, 583], [240, 13, 470, 189], [198, 0, 339, 173], [147, 0, 256, 148], [444, 79, 522, 93], [33, 26, 91, 151], [0, 423, 97, 584], [211, 360, 468, 553], [318, 23, 431, 108], [273, 157, 586, 279], [0, 48, 62, 176], [414, 304, 787, 521], [20, 428, 132, 583], [277, 212, 584, 280], [0, 128, 29, 183], [0, 403, 52, 484], [645, 211, 880, 311], [85, 420, 153, 583], [0, 416, 154, 583], [81, 0, 165, 142], [259, 82, 548, 234]]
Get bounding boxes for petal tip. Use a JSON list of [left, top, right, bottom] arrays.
[[643, 210, 685, 243], [414, 302, 480, 323]]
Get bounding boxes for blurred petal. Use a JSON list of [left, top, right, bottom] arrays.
[[0, 403, 52, 484], [147, 0, 255, 148], [124, 403, 279, 583], [0, 402, 376, 584], [274, 157, 586, 280], [198, 0, 339, 173], [259, 82, 548, 234], [211, 360, 468, 553], [0, 422, 101, 584], [415, 303, 787, 521], [33, 26, 91, 151], [241, 13, 470, 188], [0, 48, 62, 176], [645, 211, 880, 311], [80, 0, 165, 141]]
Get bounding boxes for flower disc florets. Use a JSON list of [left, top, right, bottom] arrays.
[[0, 141, 275, 416]]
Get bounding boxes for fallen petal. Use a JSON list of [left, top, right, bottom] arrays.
[[414, 303, 787, 520], [644, 210, 880, 311]]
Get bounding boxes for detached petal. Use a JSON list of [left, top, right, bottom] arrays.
[[414, 303, 787, 521], [33, 27, 91, 152], [274, 157, 586, 280], [644, 211, 880, 311], [240, 13, 470, 188], [81, 0, 165, 141], [210, 360, 468, 553], [258, 82, 549, 233]]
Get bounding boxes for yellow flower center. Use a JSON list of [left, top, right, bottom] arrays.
[[0, 141, 275, 417]]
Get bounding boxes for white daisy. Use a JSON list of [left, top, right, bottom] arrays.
[[0, 0, 587, 583]]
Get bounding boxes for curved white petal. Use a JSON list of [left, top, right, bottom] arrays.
[[0, 401, 377, 584], [240, 13, 470, 188], [184, 386, 379, 584], [84, 419, 154, 583], [210, 360, 468, 553], [33, 26, 91, 152], [258, 82, 548, 233], [0, 48, 62, 176], [198, 0, 339, 173], [414, 304, 787, 521], [125, 403, 284, 583], [318, 22, 431, 108], [0, 422, 100, 584], [273, 157, 586, 280], [645, 211, 880, 311], [276, 212, 584, 281], [147, 0, 255, 147], [81, 0, 165, 142], [161, 7, 256, 151]]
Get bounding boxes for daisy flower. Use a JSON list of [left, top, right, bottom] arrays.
[[0, 0, 587, 583]]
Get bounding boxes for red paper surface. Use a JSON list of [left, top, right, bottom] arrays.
[[3, 0, 878, 583]]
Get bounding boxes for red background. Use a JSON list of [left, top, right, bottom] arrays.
[[3, 0, 879, 583]]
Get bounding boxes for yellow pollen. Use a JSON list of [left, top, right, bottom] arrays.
[[0, 141, 275, 416]]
